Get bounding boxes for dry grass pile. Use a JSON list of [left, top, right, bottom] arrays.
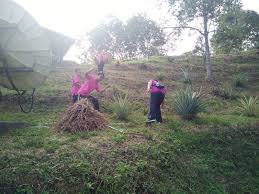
[[56, 99, 107, 132]]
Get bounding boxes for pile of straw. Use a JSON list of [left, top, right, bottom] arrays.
[[56, 99, 107, 132]]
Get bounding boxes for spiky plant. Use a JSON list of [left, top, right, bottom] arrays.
[[173, 88, 205, 120], [238, 96, 258, 117], [232, 73, 248, 88], [181, 68, 192, 84], [112, 94, 130, 120], [157, 71, 165, 81]]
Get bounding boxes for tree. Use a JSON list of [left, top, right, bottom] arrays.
[[192, 36, 206, 62], [82, 15, 165, 61], [87, 17, 125, 58], [164, 0, 241, 81], [125, 15, 166, 58], [212, 9, 259, 53]]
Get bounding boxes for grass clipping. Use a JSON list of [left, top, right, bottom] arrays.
[[56, 99, 107, 132]]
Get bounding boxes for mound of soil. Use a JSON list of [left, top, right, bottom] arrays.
[[56, 99, 107, 133]]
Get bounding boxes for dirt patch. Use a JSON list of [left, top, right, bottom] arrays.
[[0, 121, 28, 134]]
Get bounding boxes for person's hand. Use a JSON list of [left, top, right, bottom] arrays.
[[99, 85, 110, 93], [85, 68, 94, 75]]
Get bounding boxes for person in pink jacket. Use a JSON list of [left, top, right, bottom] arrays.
[[96, 50, 109, 77], [70, 68, 81, 103], [146, 79, 166, 123], [77, 72, 104, 111]]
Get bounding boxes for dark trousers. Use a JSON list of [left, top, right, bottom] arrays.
[[148, 92, 165, 122], [72, 95, 79, 103], [79, 95, 100, 111], [97, 61, 105, 76], [87, 96, 100, 111]]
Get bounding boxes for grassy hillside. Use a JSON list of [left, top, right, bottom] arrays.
[[0, 52, 259, 193]]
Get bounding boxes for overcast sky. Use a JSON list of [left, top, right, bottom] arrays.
[[13, 0, 259, 61]]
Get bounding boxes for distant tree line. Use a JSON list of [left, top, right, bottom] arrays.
[[212, 9, 259, 54], [78, 15, 166, 61], [77, 1, 259, 81]]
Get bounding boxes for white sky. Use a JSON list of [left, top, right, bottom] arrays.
[[13, 0, 259, 61]]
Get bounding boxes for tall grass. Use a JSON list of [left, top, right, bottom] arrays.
[[157, 72, 165, 81], [238, 96, 258, 117], [112, 94, 131, 120]]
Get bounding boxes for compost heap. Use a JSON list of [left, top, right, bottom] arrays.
[[56, 99, 107, 132]]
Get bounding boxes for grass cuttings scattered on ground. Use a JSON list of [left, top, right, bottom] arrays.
[[56, 99, 107, 132]]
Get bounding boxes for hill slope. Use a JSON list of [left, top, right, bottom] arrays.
[[0, 53, 259, 193]]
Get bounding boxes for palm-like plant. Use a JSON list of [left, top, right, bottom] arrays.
[[181, 68, 191, 84], [173, 88, 205, 120], [232, 73, 248, 87], [238, 96, 258, 117]]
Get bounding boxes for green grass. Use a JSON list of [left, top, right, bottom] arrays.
[[1, 124, 258, 193], [193, 113, 259, 126], [0, 53, 259, 193]]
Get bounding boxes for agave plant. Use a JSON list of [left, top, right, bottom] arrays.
[[181, 67, 192, 84], [112, 94, 130, 120], [157, 71, 165, 81], [173, 88, 205, 120], [238, 96, 258, 117], [232, 73, 248, 87]]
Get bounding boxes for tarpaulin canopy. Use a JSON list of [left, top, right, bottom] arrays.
[[0, 0, 74, 91]]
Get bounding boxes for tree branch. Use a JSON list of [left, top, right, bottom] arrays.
[[162, 26, 204, 35]]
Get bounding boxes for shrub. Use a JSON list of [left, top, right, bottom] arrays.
[[157, 72, 165, 81], [212, 83, 236, 100], [112, 94, 130, 120], [112, 86, 127, 98], [181, 68, 191, 84], [138, 63, 148, 70], [173, 88, 205, 120], [238, 96, 258, 117], [231, 73, 248, 87]]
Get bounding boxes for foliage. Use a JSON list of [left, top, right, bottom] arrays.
[[82, 15, 165, 61], [157, 71, 165, 81], [181, 67, 192, 84], [192, 36, 206, 61], [238, 96, 258, 117], [173, 88, 206, 120], [165, 0, 242, 80], [212, 83, 236, 100], [112, 94, 131, 120], [212, 9, 259, 53], [125, 15, 166, 58], [231, 73, 248, 87]]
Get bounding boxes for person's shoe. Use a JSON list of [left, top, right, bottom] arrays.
[[146, 119, 157, 124]]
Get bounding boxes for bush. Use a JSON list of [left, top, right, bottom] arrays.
[[238, 96, 258, 117], [212, 83, 236, 100], [112, 94, 131, 120], [138, 63, 148, 70], [181, 68, 191, 84], [231, 73, 248, 87], [173, 88, 205, 120], [157, 72, 165, 81]]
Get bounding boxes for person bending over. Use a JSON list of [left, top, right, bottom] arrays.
[[77, 72, 104, 111], [96, 50, 109, 77], [147, 79, 166, 123], [70, 68, 81, 103]]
